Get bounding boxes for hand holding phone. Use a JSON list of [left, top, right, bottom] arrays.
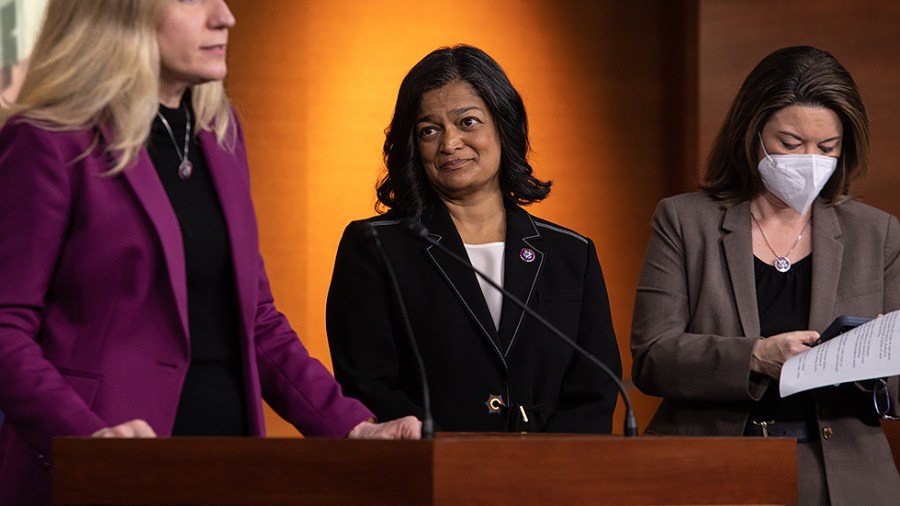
[[815, 315, 873, 346]]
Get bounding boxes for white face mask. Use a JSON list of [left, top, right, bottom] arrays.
[[757, 136, 838, 215]]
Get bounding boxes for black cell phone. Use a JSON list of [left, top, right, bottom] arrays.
[[815, 315, 873, 346]]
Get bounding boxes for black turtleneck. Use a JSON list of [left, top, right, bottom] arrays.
[[147, 95, 248, 436]]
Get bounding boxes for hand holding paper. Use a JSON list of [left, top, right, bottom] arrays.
[[780, 311, 899, 397]]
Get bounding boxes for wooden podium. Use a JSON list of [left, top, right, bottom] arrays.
[[53, 434, 796, 505]]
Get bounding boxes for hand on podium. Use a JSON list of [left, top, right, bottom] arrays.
[[347, 415, 421, 440], [91, 419, 157, 438]]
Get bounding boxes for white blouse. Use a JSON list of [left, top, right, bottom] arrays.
[[464, 242, 505, 331]]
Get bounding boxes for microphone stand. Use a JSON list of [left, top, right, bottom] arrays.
[[363, 223, 435, 439], [404, 218, 637, 437]]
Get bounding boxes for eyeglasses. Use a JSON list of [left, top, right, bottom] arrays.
[[873, 378, 900, 421]]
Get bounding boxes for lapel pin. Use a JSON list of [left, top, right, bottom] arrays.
[[519, 247, 536, 263]]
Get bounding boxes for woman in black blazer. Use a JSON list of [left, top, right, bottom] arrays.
[[326, 45, 621, 433]]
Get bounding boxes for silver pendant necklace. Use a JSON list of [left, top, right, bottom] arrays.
[[751, 211, 810, 273], [155, 104, 193, 179]]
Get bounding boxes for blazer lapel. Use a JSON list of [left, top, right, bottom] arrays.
[[122, 148, 190, 345], [808, 201, 843, 331], [721, 201, 760, 338], [422, 204, 507, 365], [199, 131, 258, 343], [497, 205, 542, 356]]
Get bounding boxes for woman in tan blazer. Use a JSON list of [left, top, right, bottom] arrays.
[[631, 46, 900, 505]]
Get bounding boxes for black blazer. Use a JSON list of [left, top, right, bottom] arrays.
[[326, 201, 621, 433]]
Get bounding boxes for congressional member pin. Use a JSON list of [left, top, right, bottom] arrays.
[[484, 394, 505, 414], [519, 247, 536, 263]]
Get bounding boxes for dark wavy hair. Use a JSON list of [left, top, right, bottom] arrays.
[[702, 46, 869, 205], [376, 44, 551, 217]]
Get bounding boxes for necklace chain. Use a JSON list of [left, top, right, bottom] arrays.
[[155, 104, 193, 179], [750, 211, 810, 273]]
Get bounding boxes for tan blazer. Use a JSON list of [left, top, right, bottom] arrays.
[[631, 191, 900, 505]]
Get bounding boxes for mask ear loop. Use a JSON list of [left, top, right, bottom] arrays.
[[758, 132, 774, 160]]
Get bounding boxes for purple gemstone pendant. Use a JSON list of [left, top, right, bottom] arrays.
[[178, 160, 193, 179]]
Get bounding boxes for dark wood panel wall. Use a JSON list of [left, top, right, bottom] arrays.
[[699, 0, 900, 215]]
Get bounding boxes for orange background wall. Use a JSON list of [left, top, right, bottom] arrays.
[[225, 0, 900, 436], [226, 0, 678, 435]]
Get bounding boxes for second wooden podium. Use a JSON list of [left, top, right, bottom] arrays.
[[53, 434, 796, 505]]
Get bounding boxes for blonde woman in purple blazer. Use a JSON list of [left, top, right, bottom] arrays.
[[0, 1, 419, 503]]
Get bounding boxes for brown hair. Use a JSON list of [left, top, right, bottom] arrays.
[[702, 46, 869, 205]]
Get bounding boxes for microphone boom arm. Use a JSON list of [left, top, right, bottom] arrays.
[[404, 218, 637, 437], [364, 223, 435, 439]]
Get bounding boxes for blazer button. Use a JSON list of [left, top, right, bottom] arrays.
[[822, 427, 833, 440]]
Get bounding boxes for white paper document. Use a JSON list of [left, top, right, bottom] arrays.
[[780, 311, 900, 397]]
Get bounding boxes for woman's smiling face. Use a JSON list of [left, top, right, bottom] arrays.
[[415, 80, 502, 202]]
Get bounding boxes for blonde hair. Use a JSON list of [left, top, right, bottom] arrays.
[[0, 0, 234, 174]]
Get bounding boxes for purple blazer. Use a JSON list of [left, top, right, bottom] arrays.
[[0, 117, 372, 504]]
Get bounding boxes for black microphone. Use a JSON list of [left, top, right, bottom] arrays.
[[403, 218, 638, 437], [362, 223, 435, 439]]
